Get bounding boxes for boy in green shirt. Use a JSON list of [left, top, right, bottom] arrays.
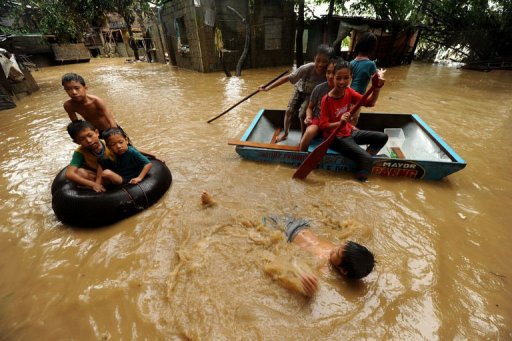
[[65, 120, 114, 192]]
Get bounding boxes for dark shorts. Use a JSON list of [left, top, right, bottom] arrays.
[[262, 215, 310, 242]]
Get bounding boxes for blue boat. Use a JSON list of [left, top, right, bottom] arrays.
[[229, 109, 466, 180]]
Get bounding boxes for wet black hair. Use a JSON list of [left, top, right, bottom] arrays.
[[339, 241, 375, 279], [354, 32, 378, 55], [334, 59, 352, 73], [67, 120, 96, 140], [102, 127, 127, 141], [316, 44, 334, 58], [329, 57, 340, 66], [62, 73, 86, 86]]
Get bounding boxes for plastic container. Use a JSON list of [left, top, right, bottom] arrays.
[[384, 128, 405, 148]]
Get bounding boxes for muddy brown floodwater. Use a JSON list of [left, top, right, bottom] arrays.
[[0, 58, 511, 339]]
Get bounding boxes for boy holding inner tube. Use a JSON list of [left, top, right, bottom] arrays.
[[65, 120, 114, 192]]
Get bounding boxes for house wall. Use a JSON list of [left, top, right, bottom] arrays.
[[160, 0, 295, 73], [249, 0, 295, 67], [161, 1, 205, 72]]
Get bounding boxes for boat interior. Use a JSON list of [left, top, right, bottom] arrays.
[[245, 109, 455, 162]]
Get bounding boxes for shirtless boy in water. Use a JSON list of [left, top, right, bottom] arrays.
[[62, 73, 117, 133], [201, 192, 375, 296], [263, 216, 375, 296]]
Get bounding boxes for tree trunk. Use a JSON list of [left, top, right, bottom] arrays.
[[295, 0, 304, 66], [227, 5, 249, 76], [324, 0, 335, 44]]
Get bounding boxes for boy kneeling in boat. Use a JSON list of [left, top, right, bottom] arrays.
[[65, 120, 114, 192]]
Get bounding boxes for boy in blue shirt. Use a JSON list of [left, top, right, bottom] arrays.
[[98, 128, 152, 185], [350, 32, 379, 125]]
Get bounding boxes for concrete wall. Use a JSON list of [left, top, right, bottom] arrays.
[[160, 0, 295, 73], [161, 1, 205, 72]]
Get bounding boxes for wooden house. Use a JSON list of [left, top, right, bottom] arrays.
[[305, 16, 423, 67]]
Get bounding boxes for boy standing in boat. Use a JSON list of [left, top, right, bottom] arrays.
[[259, 44, 333, 142], [65, 120, 114, 192], [62, 73, 118, 135], [349, 32, 379, 125]]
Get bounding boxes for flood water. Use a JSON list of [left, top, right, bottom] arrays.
[[0, 58, 511, 339]]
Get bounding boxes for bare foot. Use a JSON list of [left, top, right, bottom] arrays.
[[201, 191, 216, 207], [274, 134, 288, 143]]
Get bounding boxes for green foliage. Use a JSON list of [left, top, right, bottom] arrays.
[[1, 0, 156, 43], [309, 0, 512, 61], [420, 0, 512, 60], [348, 0, 423, 22]]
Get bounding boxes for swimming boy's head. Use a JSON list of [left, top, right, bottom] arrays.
[[103, 128, 129, 155], [313, 44, 334, 74], [67, 120, 101, 151], [330, 241, 375, 279], [62, 73, 87, 102], [354, 32, 377, 56]]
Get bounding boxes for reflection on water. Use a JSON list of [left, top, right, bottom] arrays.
[[0, 59, 510, 339]]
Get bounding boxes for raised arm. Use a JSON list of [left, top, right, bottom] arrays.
[[264, 256, 319, 297], [362, 69, 386, 107]]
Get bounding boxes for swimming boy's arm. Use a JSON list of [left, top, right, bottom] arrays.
[[264, 256, 319, 297]]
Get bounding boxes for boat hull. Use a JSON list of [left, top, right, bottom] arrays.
[[232, 109, 466, 180]]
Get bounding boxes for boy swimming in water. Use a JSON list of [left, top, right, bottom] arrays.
[[65, 120, 114, 192], [200, 192, 374, 297], [264, 216, 375, 296]]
